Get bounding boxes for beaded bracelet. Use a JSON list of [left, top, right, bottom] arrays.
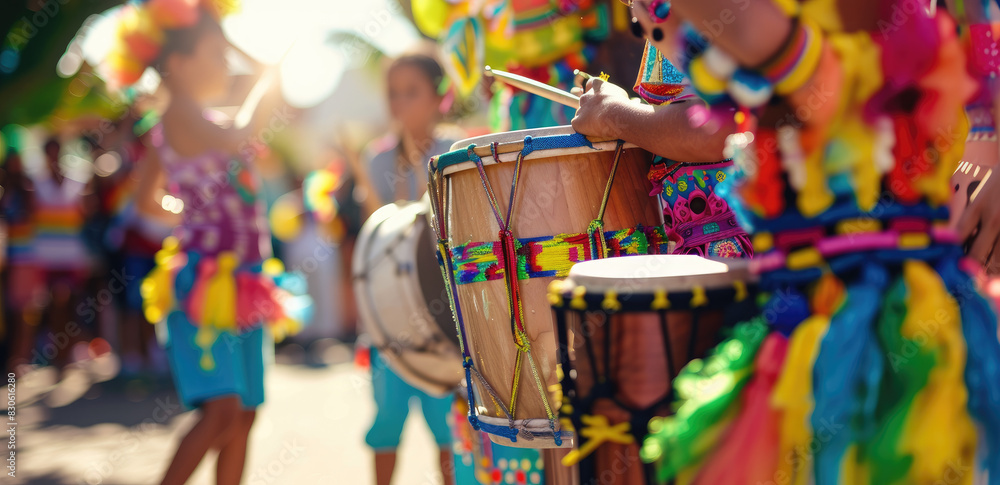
[[685, 16, 824, 107]]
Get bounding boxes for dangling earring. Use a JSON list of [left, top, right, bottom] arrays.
[[652, 27, 664, 41], [648, 0, 671, 23], [630, 17, 644, 39]]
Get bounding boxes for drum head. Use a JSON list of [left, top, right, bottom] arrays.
[[449, 126, 578, 151], [564, 255, 751, 294], [415, 219, 460, 348]]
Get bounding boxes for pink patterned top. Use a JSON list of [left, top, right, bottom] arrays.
[[150, 124, 270, 264]]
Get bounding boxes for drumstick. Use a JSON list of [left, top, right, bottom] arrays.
[[485, 66, 580, 109]]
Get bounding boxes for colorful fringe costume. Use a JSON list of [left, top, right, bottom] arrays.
[[639, 3, 1000, 485], [141, 125, 310, 379], [637, 43, 753, 258]]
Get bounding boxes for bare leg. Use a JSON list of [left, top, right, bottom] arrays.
[[439, 448, 455, 485], [160, 396, 241, 485], [216, 409, 256, 485], [373, 451, 397, 485]]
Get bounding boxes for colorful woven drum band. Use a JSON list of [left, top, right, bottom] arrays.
[[450, 225, 670, 285]]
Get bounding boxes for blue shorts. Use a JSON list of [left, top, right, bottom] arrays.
[[365, 348, 453, 451], [164, 311, 267, 410]]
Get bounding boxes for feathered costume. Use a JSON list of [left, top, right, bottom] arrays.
[[639, 2, 1000, 484]]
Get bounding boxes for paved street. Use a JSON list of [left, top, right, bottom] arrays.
[[15, 346, 444, 485]]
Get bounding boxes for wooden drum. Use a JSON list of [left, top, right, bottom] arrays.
[[428, 126, 663, 448], [549, 255, 756, 484], [353, 199, 462, 396]]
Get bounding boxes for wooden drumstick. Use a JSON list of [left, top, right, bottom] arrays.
[[485, 66, 580, 109]]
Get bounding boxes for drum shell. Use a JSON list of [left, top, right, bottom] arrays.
[[563, 309, 726, 484], [444, 141, 660, 444], [353, 201, 462, 396]]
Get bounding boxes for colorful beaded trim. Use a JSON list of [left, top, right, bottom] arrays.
[[451, 225, 669, 285]]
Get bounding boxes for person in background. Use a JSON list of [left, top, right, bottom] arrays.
[[2, 147, 39, 375], [7, 138, 95, 375], [362, 53, 456, 485], [107, 1, 307, 483]]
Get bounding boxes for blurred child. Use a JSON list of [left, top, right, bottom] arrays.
[[363, 54, 456, 485], [105, 1, 305, 483], [2, 147, 39, 374], [6, 138, 95, 375]]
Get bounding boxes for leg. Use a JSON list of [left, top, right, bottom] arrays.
[[417, 392, 457, 485], [216, 409, 256, 485], [365, 349, 411, 485], [373, 452, 398, 485], [160, 395, 241, 485], [438, 449, 455, 485]]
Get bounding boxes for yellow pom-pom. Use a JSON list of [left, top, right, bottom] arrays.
[[162, 236, 180, 253], [651, 289, 671, 310], [262, 258, 285, 276], [601, 290, 622, 312], [733, 281, 748, 302], [547, 280, 566, 307], [269, 196, 304, 242], [216, 251, 238, 271], [570, 286, 587, 310], [690, 286, 708, 307], [734, 110, 746, 125]]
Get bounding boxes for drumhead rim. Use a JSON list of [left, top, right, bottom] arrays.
[[561, 255, 754, 293], [433, 126, 641, 176]]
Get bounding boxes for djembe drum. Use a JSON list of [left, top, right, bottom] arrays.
[[428, 126, 665, 449], [549, 255, 757, 485], [353, 199, 462, 396]]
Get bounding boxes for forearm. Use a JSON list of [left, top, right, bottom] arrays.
[[608, 101, 732, 162], [671, 0, 791, 68]]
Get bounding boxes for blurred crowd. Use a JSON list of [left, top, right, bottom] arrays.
[[0, 108, 376, 380]]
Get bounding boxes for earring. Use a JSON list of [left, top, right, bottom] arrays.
[[652, 27, 664, 41], [630, 17, 644, 39], [648, 0, 670, 23]]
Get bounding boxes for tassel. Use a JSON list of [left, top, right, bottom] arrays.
[[938, 256, 1000, 481], [691, 334, 787, 485], [866, 276, 918, 485], [601, 290, 622, 312], [140, 237, 181, 324], [899, 261, 975, 484], [202, 252, 239, 331], [812, 264, 887, 485], [652, 289, 671, 310], [772, 315, 829, 485], [641, 318, 769, 482]]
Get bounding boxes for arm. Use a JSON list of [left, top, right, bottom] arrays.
[[134, 141, 181, 225], [571, 79, 732, 162]]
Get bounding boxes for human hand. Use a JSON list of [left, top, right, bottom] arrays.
[[958, 171, 1000, 268], [570, 78, 633, 139]]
